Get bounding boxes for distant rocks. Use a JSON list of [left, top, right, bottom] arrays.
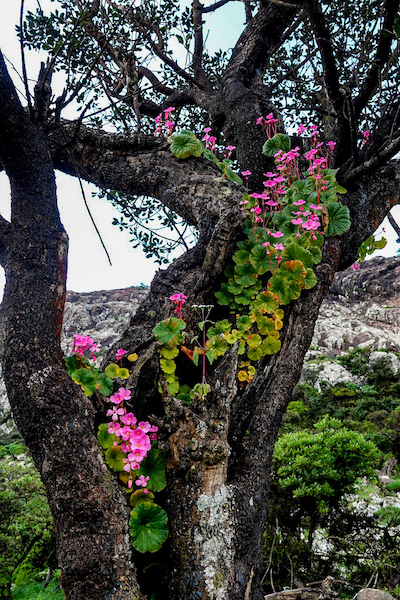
[[1, 256, 400, 443]]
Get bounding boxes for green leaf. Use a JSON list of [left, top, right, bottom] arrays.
[[234, 262, 258, 287], [105, 445, 125, 472], [70, 368, 97, 396], [325, 202, 351, 236], [118, 367, 130, 380], [247, 346, 264, 361], [153, 317, 186, 347], [129, 503, 168, 553], [215, 283, 233, 305], [104, 363, 120, 379], [236, 315, 253, 331], [303, 268, 318, 289], [130, 489, 155, 507], [160, 358, 176, 374], [281, 244, 314, 268], [98, 423, 115, 449], [225, 167, 243, 185], [96, 372, 114, 396], [256, 316, 275, 336], [137, 446, 167, 492], [167, 380, 180, 396], [262, 133, 290, 157], [207, 319, 231, 337], [261, 335, 281, 355], [250, 291, 279, 314], [233, 249, 250, 266], [268, 274, 293, 305], [249, 244, 274, 275], [279, 260, 307, 283], [160, 346, 179, 359], [169, 132, 201, 159]]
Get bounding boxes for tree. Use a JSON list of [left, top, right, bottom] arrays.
[[0, 1, 400, 599]]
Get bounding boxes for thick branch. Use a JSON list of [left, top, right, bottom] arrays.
[[192, 0, 213, 90], [0, 214, 11, 267], [353, 0, 400, 118], [388, 210, 400, 240], [224, 0, 305, 85]]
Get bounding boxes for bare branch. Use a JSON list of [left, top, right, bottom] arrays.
[[19, 0, 34, 118], [192, 0, 213, 90], [387, 210, 400, 240], [305, 0, 342, 110], [353, 0, 400, 118], [202, 0, 233, 13]]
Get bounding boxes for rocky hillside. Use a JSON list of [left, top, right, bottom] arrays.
[[1, 256, 400, 443]]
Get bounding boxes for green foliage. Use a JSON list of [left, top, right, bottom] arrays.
[[12, 576, 64, 600], [358, 235, 387, 263], [129, 503, 169, 553], [136, 447, 167, 493], [0, 452, 55, 599], [262, 133, 290, 157], [274, 416, 380, 509]]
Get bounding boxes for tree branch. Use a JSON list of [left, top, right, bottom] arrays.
[[224, 0, 305, 86], [353, 0, 400, 118], [305, 0, 342, 110], [48, 120, 240, 228], [202, 0, 233, 13], [192, 0, 213, 90], [387, 210, 400, 240]]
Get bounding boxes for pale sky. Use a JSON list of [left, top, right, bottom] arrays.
[[0, 1, 398, 300]]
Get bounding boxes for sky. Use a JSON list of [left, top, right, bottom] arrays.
[[0, 1, 398, 299]]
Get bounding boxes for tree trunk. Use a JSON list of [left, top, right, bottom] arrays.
[[0, 52, 142, 600]]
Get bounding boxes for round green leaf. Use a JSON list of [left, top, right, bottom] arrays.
[[129, 503, 169, 553], [234, 262, 258, 287], [153, 317, 185, 346], [130, 489, 155, 508], [250, 244, 274, 275], [261, 335, 282, 355], [97, 373, 114, 396], [281, 244, 314, 268], [137, 446, 167, 492], [160, 346, 179, 359], [170, 132, 200, 159], [160, 358, 176, 374], [325, 202, 351, 236], [104, 363, 120, 379], [303, 268, 318, 289], [98, 423, 115, 449], [262, 133, 290, 157], [105, 445, 125, 472], [117, 367, 130, 379]]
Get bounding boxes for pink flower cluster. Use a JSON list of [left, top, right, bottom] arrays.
[[72, 334, 100, 362], [169, 293, 188, 319], [256, 113, 278, 139], [154, 107, 175, 137], [361, 130, 369, 147], [240, 119, 339, 262], [115, 348, 127, 361], [202, 127, 217, 151], [107, 387, 158, 490]]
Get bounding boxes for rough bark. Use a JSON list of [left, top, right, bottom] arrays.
[[0, 51, 142, 600]]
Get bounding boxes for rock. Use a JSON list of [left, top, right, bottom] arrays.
[[301, 361, 363, 392], [368, 351, 400, 375], [352, 589, 397, 600]]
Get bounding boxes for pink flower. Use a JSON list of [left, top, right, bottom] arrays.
[[242, 170, 252, 176], [352, 263, 360, 271], [110, 393, 123, 404], [122, 412, 137, 426], [291, 218, 303, 225], [118, 388, 131, 401], [116, 348, 127, 360], [274, 243, 285, 251], [293, 199, 305, 206], [135, 475, 149, 488], [270, 231, 284, 238], [203, 127, 212, 133]]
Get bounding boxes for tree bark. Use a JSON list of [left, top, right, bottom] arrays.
[[0, 51, 142, 600]]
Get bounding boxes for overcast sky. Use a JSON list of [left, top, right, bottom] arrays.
[[0, 1, 398, 299]]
